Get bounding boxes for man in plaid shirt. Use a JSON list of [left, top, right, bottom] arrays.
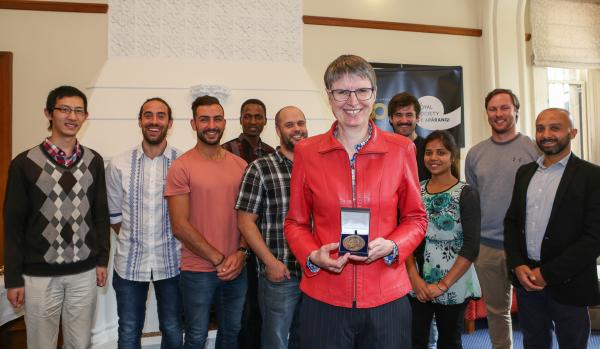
[[236, 106, 308, 349]]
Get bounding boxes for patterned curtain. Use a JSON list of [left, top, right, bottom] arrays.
[[530, 0, 600, 69]]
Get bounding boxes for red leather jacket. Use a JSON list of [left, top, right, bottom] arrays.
[[284, 121, 427, 308]]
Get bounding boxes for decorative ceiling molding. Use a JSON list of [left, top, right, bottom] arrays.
[[303, 15, 482, 37], [0, 0, 108, 13]]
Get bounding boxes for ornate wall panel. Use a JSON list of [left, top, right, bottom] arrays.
[[108, 0, 302, 62]]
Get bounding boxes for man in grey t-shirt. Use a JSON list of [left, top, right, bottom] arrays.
[[465, 89, 539, 349]]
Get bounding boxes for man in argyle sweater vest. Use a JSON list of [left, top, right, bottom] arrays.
[[3, 85, 109, 349]]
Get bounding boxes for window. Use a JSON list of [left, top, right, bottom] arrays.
[[543, 68, 589, 160]]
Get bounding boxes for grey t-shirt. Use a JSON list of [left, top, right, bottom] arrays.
[[465, 133, 540, 249]]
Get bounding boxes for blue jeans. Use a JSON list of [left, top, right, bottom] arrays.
[[180, 268, 248, 349], [257, 275, 301, 349], [112, 272, 183, 349]]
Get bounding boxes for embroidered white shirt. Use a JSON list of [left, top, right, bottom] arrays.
[[106, 144, 182, 281]]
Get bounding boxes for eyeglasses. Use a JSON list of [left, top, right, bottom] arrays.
[[328, 88, 375, 102], [53, 105, 86, 117]]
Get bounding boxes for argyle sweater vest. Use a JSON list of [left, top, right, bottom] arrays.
[[3, 144, 110, 288]]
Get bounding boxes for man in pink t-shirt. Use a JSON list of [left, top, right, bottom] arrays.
[[165, 95, 248, 348]]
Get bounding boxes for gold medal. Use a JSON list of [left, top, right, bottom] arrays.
[[342, 235, 366, 252]]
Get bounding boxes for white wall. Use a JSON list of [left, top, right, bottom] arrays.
[[0, 4, 108, 155], [80, 60, 331, 158]]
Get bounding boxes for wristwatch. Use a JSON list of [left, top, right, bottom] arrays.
[[237, 247, 250, 257]]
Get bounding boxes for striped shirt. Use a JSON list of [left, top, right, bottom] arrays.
[[235, 148, 300, 277], [106, 145, 181, 281]]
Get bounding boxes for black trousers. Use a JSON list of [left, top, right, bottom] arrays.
[[238, 254, 261, 349], [409, 297, 466, 349], [516, 287, 590, 349], [299, 294, 412, 349]]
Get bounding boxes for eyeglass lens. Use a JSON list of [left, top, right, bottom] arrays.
[[331, 88, 373, 102], [55, 105, 86, 116]]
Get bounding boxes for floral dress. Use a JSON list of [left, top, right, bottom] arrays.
[[417, 180, 481, 305]]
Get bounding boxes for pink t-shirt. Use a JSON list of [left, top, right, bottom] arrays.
[[164, 148, 247, 272]]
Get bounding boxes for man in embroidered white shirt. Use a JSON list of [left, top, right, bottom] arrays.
[[106, 97, 183, 348]]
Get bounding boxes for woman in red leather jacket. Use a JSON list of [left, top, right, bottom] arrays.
[[284, 54, 428, 349]]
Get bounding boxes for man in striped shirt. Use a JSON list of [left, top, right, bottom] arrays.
[[106, 97, 183, 348], [236, 106, 308, 349]]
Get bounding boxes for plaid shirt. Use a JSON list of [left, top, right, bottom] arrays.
[[42, 137, 82, 168], [222, 133, 275, 163], [235, 147, 300, 277]]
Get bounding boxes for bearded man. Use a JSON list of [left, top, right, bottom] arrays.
[[106, 97, 184, 348]]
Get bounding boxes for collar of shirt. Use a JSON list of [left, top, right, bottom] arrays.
[[134, 143, 178, 161], [334, 123, 373, 169], [238, 133, 271, 158], [536, 152, 571, 170], [274, 146, 293, 165], [238, 133, 265, 148], [43, 137, 82, 167]]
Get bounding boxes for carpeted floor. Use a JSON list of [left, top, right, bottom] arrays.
[[461, 319, 600, 349]]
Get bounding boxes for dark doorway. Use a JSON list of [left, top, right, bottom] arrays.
[[0, 51, 13, 266]]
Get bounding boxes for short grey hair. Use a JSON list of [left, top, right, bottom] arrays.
[[323, 55, 377, 90]]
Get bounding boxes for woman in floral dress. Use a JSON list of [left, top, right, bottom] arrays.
[[406, 130, 481, 349]]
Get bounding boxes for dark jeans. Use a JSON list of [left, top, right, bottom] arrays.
[[299, 294, 411, 349], [180, 268, 248, 349], [257, 275, 301, 349], [409, 297, 466, 349], [112, 272, 183, 349], [238, 254, 261, 349], [516, 287, 590, 349]]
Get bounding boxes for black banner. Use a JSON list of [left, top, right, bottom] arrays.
[[372, 63, 464, 147]]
